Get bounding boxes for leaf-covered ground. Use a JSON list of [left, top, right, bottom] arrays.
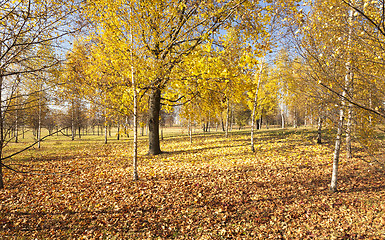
[[1, 128, 385, 239]]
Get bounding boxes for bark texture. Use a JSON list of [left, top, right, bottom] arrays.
[[330, 105, 344, 192], [317, 116, 323, 144], [148, 88, 162, 155]]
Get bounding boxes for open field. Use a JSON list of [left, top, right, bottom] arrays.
[[1, 127, 385, 239]]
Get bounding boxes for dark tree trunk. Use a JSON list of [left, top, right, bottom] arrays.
[[117, 121, 120, 140], [15, 109, 18, 143], [148, 88, 162, 155], [221, 119, 225, 132]]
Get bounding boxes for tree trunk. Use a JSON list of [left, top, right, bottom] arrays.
[[310, 113, 313, 126], [317, 116, 323, 144], [0, 49, 4, 189], [304, 108, 307, 126], [188, 115, 192, 143], [104, 110, 108, 144], [330, 102, 344, 193], [232, 106, 235, 131], [251, 61, 263, 152], [71, 100, 75, 141], [15, 108, 18, 143], [38, 84, 42, 149], [346, 105, 353, 159], [125, 116, 129, 138], [129, 13, 139, 179], [331, 8, 354, 192], [225, 99, 230, 138], [117, 120, 120, 140], [132, 67, 138, 180], [280, 106, 285, 128], [161, 127, 164, 140], [148, 88, 162, 155], [221, 117, 225, 132], [208, 113, 211, 132], [345, 7, 355, 159]]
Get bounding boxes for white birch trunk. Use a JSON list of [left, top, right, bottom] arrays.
[[310, 113, 313, 126], [225, 99, 230, 138], [71, 99, 75, 141], [331, 101, 344, 192], [130, 5, 138, 180], [251, 60, 264, 152], [317, 115, 323, 144], [104, 109, 108, 144], [331, 8, 354, 192], [132, 68, 138, 180], [0, 43, 4, 189], [37, 84, 42, 149], [230, 106, 234, 131], [188, 115, 192, 143], [15, 107, 18, 143], [345, 8, 354, 160], [346, 106, 353, 159]]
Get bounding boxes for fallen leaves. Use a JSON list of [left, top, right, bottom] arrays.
[[1, 129, 385, 239]]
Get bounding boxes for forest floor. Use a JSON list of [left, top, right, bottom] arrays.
[[1, 127, 385, 239]]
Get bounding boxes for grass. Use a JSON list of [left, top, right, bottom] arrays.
[[1, 126, 385, 239]]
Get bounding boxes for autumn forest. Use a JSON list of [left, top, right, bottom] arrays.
[[1, 0, 385, 238]]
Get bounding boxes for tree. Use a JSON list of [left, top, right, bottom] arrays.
[[0, 0, 80, 189], [287, 0, 385, 192], [82, 0, 249, 155]]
